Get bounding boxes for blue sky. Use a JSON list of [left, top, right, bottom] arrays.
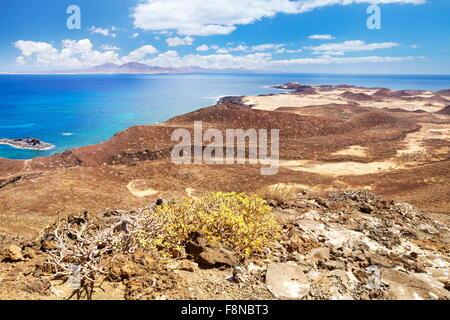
[[0, 0, 449, 74]]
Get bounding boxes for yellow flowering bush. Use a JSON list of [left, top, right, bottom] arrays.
[[149, 192, 281, 257]]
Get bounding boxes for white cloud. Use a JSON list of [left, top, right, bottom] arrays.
[[196, 44, 210, 51], [131, 33, 140, 39], [122, 45, 159, 62], [213, 43, 285, 53], [216, 48, 230, 54], [140, 50, 417, 71], [132, 0, 425, 36], [14, 39, 120, 70], [166, 36, 195, 47], [231, 44, 250, 52], [309, 34, 335, 40], [16, 56, 26, 65], [14, 40, 55, 57], [143, 50, 274, 69], [89, 26, 117, 38], [276, 48, 302, 54], [272, 55, 416, 65], [13, 39, 157, 70], [12, 39, 418, 72], [101, 45, 121, 51], [305, 40, 400, 55], [251, 44, 284, 51]]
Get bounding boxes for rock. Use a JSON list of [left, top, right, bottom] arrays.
[[369, 255, 395, 268], [307, 247, 330, 264], [301, 210, 321, 221], [321, 260, 346, 270], [230, 266, 247, 283], [178, 260, 198, 272], [418, 224, 438, 235], [185, 232, 238, 267], [1, 245, 24, 262], [382, 269, 450, 300], [23, 247, 36, 259], [22, 279, 51, 295], [196, 247, 238, 267], [266, 263, 310, 299], [360, 204, 374, 214]]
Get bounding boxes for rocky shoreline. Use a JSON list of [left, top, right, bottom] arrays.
[[0, 137, 54, 151]]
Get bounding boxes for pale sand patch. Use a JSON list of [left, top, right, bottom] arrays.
[[127, 180, 160, 197], [280, 160, 402, 176], [331, 145, 369, 157], [397, 124, 450, 156], [242, 87, 446, 112], [243, 94, 347, 111], [268, 182, 373, 192]]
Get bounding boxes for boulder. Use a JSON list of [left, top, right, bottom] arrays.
[[186, 232, 238, 267], [1, 245, 24, 262], [266, 263, 310, 299], [197, 247, 238, 267]]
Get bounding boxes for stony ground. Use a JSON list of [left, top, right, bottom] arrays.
[[0, 190, 448, 300]]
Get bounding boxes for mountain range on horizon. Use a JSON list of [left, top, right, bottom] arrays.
[[3, 62, 249, 75]]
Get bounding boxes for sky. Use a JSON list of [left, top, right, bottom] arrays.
[[0, 0, 449, 74]]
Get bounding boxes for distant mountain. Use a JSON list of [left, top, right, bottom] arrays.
[[49, 62, 248, 75]]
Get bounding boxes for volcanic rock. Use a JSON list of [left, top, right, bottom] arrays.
[[1, 245, 24, 262], [266, 262, 310, 299]]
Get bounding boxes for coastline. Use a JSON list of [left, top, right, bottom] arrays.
[[0, 79, 449, 161], [0, 139, 55, 151]]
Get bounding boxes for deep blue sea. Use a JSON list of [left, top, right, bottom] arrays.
[[1, 73, 449, 160]]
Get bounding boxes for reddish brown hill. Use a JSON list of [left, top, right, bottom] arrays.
[[341, 91, 376, 101], [436, 89, 450, 96], [435, 105, 450, 115]]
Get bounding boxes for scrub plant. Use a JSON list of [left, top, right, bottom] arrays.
[[150, 192, 281, 257]]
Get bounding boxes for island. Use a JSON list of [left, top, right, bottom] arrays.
[[0, 137, 55, 150]]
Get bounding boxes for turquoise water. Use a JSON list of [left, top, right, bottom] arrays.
[[0, 73, 449, 160]]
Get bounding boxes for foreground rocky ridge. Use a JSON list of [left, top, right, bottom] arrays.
[[0, 190, 448, 300]]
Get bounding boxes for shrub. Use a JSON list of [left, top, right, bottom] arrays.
[[149, 192, 281, 257], [256, 184, 297, 204]]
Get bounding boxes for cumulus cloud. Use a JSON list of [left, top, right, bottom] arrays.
[[196, 44, 210, 51], [166, 36, 195, 47], [89, 26, 117, 37], [132, 0, 425, 36], [305, 40, 400, 55], [121, 45, 159, 62], [13, 39, 157, 70], [140, 50, 417, 71], [309, 34, 335, 40], [131, 33, 140, 39], [13, 39, 417, 72], [14, 40, 55, 57], [14, 39, 119, 70]]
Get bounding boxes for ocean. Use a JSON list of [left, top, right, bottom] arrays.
[[1, 73, 449, 160]]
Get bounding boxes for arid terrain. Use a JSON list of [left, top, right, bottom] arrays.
[[0, 83, 449, 300]]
